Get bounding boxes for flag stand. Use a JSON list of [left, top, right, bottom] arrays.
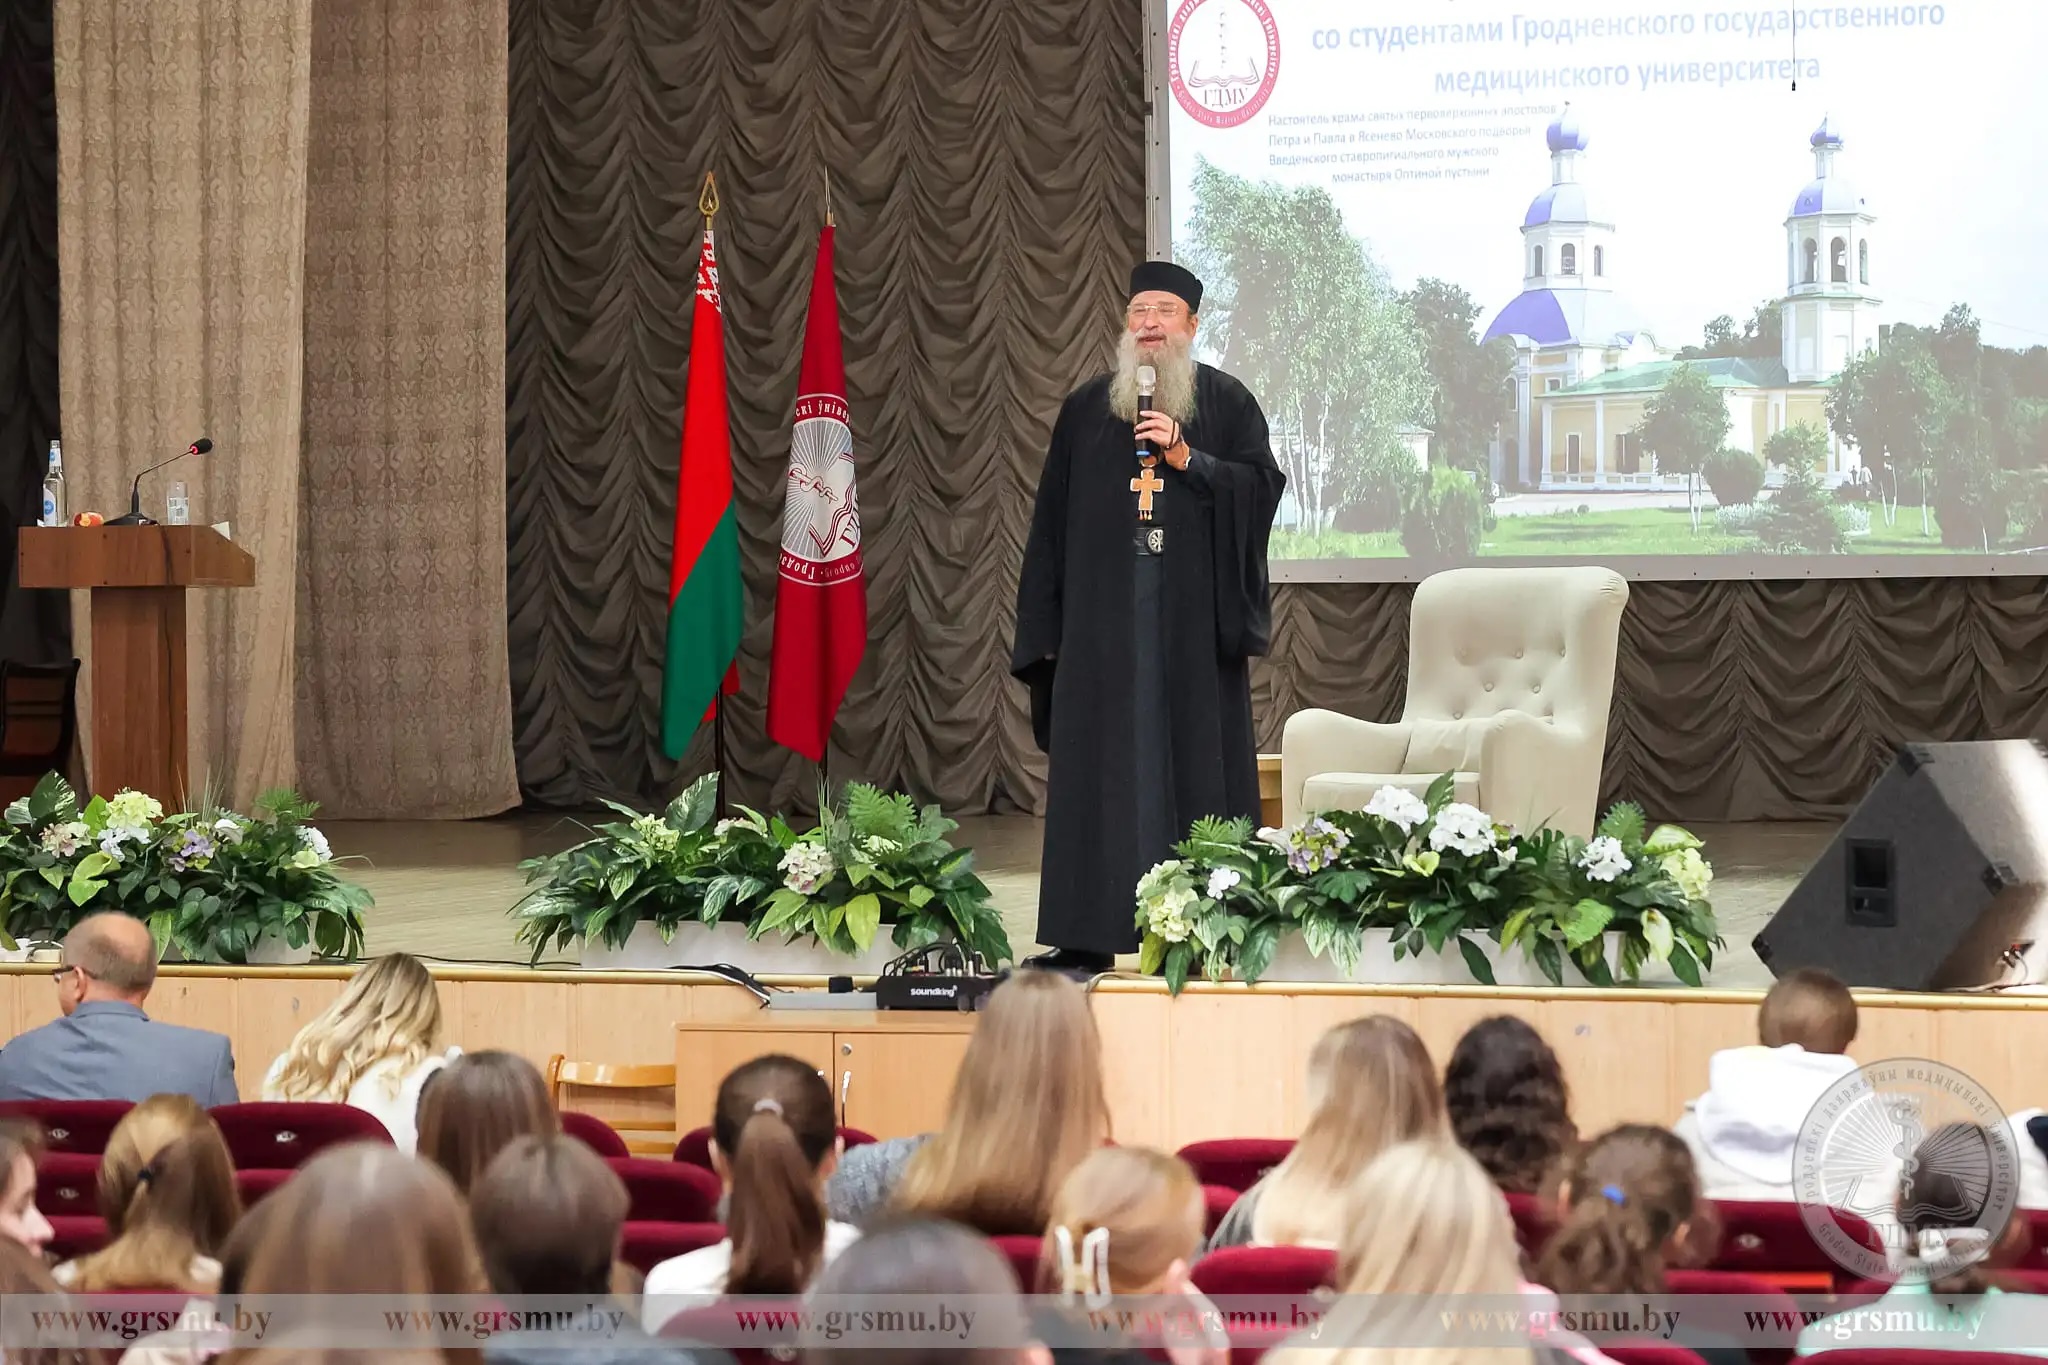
[[713, 698, 730, 820]]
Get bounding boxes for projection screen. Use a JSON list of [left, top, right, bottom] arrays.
[[1145, 0, 2048, 581]]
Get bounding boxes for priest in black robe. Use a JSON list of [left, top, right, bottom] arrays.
[[1011, 261, 1285, 975]]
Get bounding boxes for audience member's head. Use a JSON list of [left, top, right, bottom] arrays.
[[709, 1053, 841, 1296], [269, 953, 442, 1103], [1253, 1014, 1447, 1247], [1535, 1123, 1714, 1296], [895, 970, 1109, 1236], [1269, 1140, 1528, 1365], [1758, 968, 1856, 1054], [1042, 1147, 1204, 1299], [219, 1144, 482, 1365], [1444, 1015, 1577, 1196], [56, 913, 156, 1014], [0, 1121, 52, 1256], [800, 1218, 1044, 1365], [470, 1133, 628, 1299], [416, 1050, 558, 1197], [70, 1094, 240, 1292], [1894, 1122, 2032, 1294], [0, 1236, 103, 1365]]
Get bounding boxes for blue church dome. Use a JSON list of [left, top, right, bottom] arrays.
[[1811, 116, 1843, 148], [1525, 183, 1590, 228], [1791, 177, 1866, 216], [1546, 106, 1587, 153]]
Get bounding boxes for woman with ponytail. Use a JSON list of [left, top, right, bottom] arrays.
[[59, 1095, 239, 1293], [642, 1054, 859, 1329], [1534, 1125, 1743, 1365]]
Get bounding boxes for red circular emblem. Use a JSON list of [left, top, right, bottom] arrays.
[[1168, 0, 1280, 130]]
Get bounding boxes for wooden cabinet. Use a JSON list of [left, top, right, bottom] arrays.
[[675, 1011, 977, 1140]]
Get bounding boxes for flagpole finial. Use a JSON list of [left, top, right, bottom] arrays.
[[699, 172, 720, 222], [822, 165, 834, 229]]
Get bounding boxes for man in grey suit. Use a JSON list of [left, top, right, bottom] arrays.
[[0, 912, 238, 1105]]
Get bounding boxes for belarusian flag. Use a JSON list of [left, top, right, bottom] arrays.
[[662, 226, 743, 758], [767, 224, 865, 761]]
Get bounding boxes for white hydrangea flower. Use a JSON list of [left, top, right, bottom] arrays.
[[1364, 785, 1429, 833], [1662, 847, 1713, 902], [1136, 859, 1185, 900], [105, 791, 164, 828], [1427, 803, 1497, 857], [296, 826, 333, 862], [1145, 884, 1197, 943], [1206, 867, 1242, 899], [1578, 835, 1632, 883], [97, 825, 146, 864], [779, 842, 838, 895]]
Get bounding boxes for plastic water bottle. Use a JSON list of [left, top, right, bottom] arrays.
[[39, 440, 64, 527]]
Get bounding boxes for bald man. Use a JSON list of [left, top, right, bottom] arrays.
[[0, 911, 237, 1104]]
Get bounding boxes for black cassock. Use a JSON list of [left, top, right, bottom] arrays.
[[1011, 363, 1286, 954]]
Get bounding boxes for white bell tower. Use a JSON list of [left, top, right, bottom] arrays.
[[1780, 118, 1879, 383]]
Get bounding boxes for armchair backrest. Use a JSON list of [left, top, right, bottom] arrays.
[[1405, 566, 1628, 736]]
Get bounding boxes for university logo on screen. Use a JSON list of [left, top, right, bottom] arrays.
[[1168, 0, 1279, 129]]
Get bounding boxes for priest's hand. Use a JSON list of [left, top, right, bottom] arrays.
[[1136, 412, 1191, 470]]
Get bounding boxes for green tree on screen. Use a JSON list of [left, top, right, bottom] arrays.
[[1179, 157, 1431, 534], [1400, 279, 1514, 479], [1762, 421, 1830, 473], [1828, 341, 1955, 535], [1638, 362, 1730, 532]]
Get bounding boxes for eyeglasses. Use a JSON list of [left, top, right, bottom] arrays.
[[1126, 304, 1185, 322], [50, 965, 75, 982]]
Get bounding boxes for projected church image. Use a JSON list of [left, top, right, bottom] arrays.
[[1486, 109, 1877, 493]]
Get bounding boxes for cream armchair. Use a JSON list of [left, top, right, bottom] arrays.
[[1280, 566, 1628, 838]]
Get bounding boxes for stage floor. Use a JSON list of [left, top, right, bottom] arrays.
[[327, 814, 1828, 988]]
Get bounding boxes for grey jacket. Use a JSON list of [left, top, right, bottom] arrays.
[[825, 1133, 932, 1228], [0, 1000, 238, 1105]]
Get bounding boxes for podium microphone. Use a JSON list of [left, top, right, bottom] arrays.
[[108, 438, 211, 527], [1135, 365, 1157, 457]]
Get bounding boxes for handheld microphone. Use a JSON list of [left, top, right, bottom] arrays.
[[1135, 365, 1157, 458], [107, 438, 211, 527]]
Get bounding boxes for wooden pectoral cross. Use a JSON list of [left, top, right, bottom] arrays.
[[1131, 464, 1165, 521]]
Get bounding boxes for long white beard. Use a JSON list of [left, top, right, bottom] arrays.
[[1109, 332, 1197, 426]]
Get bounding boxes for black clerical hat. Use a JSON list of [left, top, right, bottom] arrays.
[[1129, 260, 1203, 313]]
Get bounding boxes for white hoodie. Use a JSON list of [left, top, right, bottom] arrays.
[[1673, 1044, 1861, 1201]]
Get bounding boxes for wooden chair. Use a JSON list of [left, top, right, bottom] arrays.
[[0, 659, 80, 806], [546, 1055, 676, 1157]]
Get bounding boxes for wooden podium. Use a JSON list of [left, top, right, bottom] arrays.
[[18, 526, 256, 802]]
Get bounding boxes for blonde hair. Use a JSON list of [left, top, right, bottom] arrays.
[[69, 1094, 241, 1293], [1268, 1141, 1531, 1365], [894, 970, 1110, 1235], [1042, 1147, 1204, 1298], [269, 954, 442, 1103], [1252, 1015, 1447, 1246]]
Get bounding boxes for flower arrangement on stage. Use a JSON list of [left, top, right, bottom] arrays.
[[512, 775, 1012, 969], [0, 772, 368, 964], [1135, 775, 1721, 994]]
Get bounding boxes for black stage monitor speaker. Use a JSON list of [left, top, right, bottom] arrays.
[[1754, 740, 2048, 991]]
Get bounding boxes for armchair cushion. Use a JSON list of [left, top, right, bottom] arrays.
[[1302, 770, 1479, 816]]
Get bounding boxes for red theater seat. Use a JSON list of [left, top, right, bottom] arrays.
[[560, 1111, 630, 1158], [1708, 1200, 1882, 1288], [35, 1151, 100, 1219], [603, 1157, 720, 1223], [1189, 1245, 1336, 1298], [1202, 1183, 1238, 1237], [234, 1167, 294, 1206], [46, 1214, 106, 1260], [1177, 1139, 1293, 1193], [1664, 1269, 1801, 1365], [1506, 1191, 1555, 1257], [0, 1100, 131, 1155], [989, 1233, 1045, 1292], [658, 1297, 801, 1365], [618, 1220, 725, 1275], [210, 1102, 392, 1169]]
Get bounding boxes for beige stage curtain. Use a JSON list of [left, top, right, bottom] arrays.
[[295, 0, 519, 818], [54, 0, 312, 808]]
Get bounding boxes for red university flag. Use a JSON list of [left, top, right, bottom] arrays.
[[767, 225, 865, 761]]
